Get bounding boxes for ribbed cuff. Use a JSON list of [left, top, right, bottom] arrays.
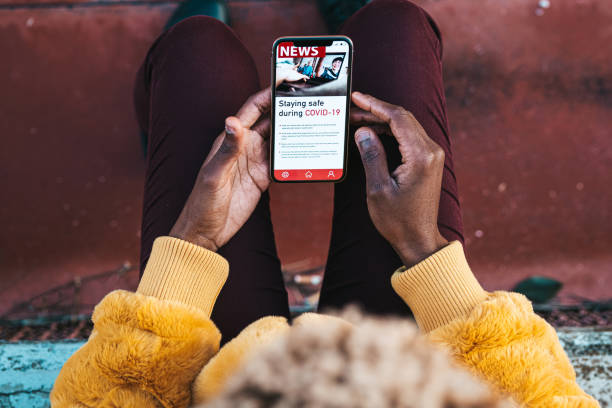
[[137, 237, 229, 317], [391, 241, 488, 333]]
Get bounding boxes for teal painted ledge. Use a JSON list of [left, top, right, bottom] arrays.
[[0, 340, 84, 408], [1, 329, 610, 407]]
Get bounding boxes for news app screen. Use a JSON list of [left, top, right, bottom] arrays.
[[273, 38, 351, 182]]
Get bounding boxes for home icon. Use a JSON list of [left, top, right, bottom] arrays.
[[305, 170, 313, 178]]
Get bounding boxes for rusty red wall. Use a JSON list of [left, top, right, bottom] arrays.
[[1, 0, 610, 317]]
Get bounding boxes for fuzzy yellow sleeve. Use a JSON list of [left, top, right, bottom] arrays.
[[51, 237, 229, 407], [391, 241, 599, 408]]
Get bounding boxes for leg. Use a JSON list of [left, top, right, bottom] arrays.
[[134, 17, 289, 342], [319, 0, 463, 314]]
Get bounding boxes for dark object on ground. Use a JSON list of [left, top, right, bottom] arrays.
[[512, 276, 563, 304], [165, 0, 230, 30], [318, 0, 371, 32]]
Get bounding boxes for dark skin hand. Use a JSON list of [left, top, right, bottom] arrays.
[[350, 92, 448, 267], [170, 88, 272, 251], [171, 88, 447, 267]]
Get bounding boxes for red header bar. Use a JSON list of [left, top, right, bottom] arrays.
[[275, 169, 343, 181], [277, 42, 326, 58]]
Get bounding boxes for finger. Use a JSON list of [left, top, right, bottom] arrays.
[[368, 124, 392, 136], [235, 87, 271, 128], [350, 107, 386, 125], [355, 127, 392, 193], [251, 117, 271, 140], [352, 92, 422, 147], [350, 108, 391, 135], [351, 92, 401, 123], [205, 116, 244, 173]]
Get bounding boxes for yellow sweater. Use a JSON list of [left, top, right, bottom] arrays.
[[50, 237, 599, 407]]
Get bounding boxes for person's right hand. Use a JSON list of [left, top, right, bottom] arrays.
[[350, 92, 449, 267], [169, 88, 272, 252]]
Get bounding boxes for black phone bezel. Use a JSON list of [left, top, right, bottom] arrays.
[[270, 35, 353, 184]]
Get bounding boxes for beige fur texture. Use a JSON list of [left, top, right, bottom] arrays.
[[205, 309, 512, 408], [193, 315, 290, 404]]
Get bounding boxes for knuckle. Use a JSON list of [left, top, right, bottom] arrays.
[[414, 147, 444, 173], [404, 109, 417, 120], [362, 147, 381, 165], [253, 99, 266, 114], [389, 106, 406, 119], [245, 94, 255, 107], [389, 106, 417, 126], [368, 180, 392, 197], [412, 151, 435, 172], [368, 185, 385, 198], [423, 150, 437, 165], [253, 91, 269, 112], [433, 145, 445, 162]]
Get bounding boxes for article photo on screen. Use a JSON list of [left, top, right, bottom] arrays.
[[271, 36, 353, 182]]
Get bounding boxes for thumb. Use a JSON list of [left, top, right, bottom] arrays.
[[355, 127, 391, 192], [207, 116, 244, 172]]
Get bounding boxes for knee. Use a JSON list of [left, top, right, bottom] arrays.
[[164, 15, 232, 44], [342, 0, 439, 41], [350, 0, 425, 24], [152, 16, 249, 65], [141, 14, 259, 106]]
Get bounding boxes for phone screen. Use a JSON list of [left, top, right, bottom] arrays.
[[271, 36, 353, 182]]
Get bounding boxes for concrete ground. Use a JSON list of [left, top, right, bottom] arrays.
[[1, 0, 611, 317]]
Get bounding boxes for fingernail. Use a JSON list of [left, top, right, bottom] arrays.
[[356, 129, 370, 144], [225, 121, 236, 135]]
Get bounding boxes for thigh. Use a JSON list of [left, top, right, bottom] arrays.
[[135, 16, 289, 342], [319, 0, 463, 315]]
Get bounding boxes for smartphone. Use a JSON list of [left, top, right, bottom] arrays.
[[270, 36, 353, 182]]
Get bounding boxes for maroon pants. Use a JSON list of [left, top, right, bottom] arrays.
[[134, 0, 463, 342]]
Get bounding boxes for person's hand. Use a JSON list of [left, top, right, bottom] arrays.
[[275, 68, 309, 87], [169, 88, 272, 251], [350, 92, 449, 267]]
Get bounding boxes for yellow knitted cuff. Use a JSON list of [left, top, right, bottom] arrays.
[[391, 241, 488, 333], [137, 237, 229, 317]]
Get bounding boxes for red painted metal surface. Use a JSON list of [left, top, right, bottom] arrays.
[[423, 0, 612, 298], [1, 0, 610, 318]]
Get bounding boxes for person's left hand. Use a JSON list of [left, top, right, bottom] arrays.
[[170, 88, 272, 252]]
